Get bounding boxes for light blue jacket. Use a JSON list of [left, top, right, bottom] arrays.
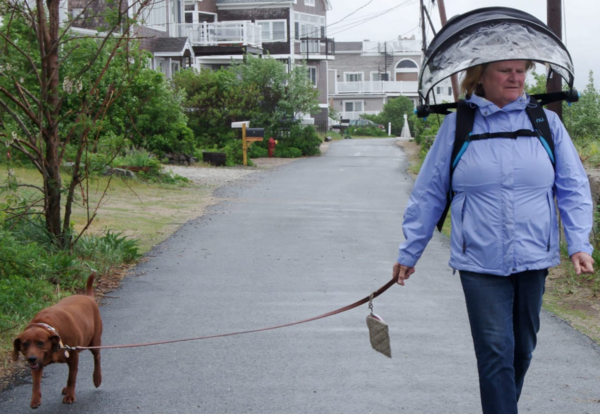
[[398, 94, 593, 276]]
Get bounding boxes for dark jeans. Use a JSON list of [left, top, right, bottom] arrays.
[[459, 269, 548, 414]]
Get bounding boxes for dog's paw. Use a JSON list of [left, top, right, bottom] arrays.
[[30, 396, 41, 409], [62, 394, 76, 404]]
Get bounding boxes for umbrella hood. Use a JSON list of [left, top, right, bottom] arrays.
[[419, 7, 574, 101]]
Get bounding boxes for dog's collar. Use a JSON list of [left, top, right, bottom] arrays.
[[33, 323, 71, 358]]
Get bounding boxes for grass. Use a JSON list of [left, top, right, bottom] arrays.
[[1, 165, 213, 254]]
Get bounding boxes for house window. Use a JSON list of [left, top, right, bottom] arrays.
[[184, 2, 194, 23], [257, 20, 287, 42], [345, 72, 363, 82], [171, 61, 181, 76], [305, 0, 315, 6], [307, 66, 317, 86], [184, 1, 214, 24], [448, 87, 452, 95], [139, 0, 167, 30], [371, 71, 390, 81], [155, 58, 166, 74], [344, 101, 364, 112], [72, 8, 83, 18], [294, 12, 325, 39], [436, 86, 442, 95]]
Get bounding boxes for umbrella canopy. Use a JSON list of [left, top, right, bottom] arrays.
[[419, 7, 574, 102]]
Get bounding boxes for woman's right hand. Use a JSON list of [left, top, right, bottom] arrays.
[[393, 262, 416, 286]]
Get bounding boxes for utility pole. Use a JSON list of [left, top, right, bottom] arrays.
[[547, 0, 563, 119], [437, 0, 460, 101], [420, 0, 427, 53]]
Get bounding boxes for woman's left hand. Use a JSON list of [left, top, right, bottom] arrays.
[[570, 252, 595, 275]]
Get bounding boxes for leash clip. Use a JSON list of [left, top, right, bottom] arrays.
[[368, 293, 374, 314]]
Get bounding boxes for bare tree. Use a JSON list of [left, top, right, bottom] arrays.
[[0, 0, 150, 247]]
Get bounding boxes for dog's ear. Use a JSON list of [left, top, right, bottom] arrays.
[[12, 338, 21, 361], [49, 335, 61, 353]]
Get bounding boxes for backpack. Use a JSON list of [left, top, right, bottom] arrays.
[[435, 97, 555, 232]]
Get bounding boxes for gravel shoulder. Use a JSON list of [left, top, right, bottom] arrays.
[[163, 157, 299, 186]]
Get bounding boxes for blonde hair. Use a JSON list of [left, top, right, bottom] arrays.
[[460, 60, 535, 98]]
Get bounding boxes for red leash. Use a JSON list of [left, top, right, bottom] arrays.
[[72, 276, 398, 351]]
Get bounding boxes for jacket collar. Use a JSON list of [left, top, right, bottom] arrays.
[[466, 93, 530, 116]]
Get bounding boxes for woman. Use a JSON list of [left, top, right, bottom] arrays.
[[393, 60, 594, 414]]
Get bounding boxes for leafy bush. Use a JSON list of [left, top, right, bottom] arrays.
[[249, 144, 268, 158], [282, 125, 322, 156], [274, 146, 303, 158], [0, 276, 62, 332], [113, 149, 162, 172], [364, 96, 415, 136], [348, 126, 388, 137], [74, 231, 141, 272]]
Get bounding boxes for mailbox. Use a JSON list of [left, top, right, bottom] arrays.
[[340, 119, 350, 126], [246, 128, 264, 138]]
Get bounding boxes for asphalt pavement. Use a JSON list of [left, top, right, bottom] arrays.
[[1, 138, 599, 413]]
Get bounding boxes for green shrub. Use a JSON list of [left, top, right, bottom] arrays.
[[348, 126, 388, 137], [75, 231, 141, 274], [249, 144, 268, 158], [113, 149, 162, 172], [274, 146, 303, 158], [0, 276, 61, 332], [282, 125, 322, 156]]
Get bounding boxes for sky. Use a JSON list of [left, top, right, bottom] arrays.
[[326, 0, 600, 91]]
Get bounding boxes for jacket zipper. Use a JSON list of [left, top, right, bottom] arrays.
[[546, 191, 552, 251], [462, 195, 467, 253]]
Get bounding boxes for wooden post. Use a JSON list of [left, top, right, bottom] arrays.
[[547, 0, 563, 119], [437, 0, 460, 101]]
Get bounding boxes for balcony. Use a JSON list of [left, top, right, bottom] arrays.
[[295, 37, 335, 59], [169, 21, 262, 48], [335, 81, 418, 95]]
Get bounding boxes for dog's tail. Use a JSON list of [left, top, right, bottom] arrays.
[[86, 273, 96, 297]]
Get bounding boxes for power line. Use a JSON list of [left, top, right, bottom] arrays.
[[328, 0, 418, 36], [327, 0, 375, 27]]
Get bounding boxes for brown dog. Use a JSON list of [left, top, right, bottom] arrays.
[[12, 274, 103, 409]]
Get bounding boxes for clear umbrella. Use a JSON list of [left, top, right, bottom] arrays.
[[419, 7, 574, 103]]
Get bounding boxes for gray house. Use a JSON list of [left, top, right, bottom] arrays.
[[66, 0, 335, 129], [328, 36, 453, 122]]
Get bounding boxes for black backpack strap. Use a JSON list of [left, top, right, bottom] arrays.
[[469, 130, 538, 140], [525, 98, 556, 167], [436, 100, 475, 232]]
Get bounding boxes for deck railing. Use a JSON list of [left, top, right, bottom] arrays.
[[336, 81, 419, 94], [169, 21, 262, 47]]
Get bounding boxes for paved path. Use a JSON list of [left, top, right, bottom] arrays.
[[2, 138, 599, 413]]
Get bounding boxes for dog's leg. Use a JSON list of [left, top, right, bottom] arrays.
[[61, 352, 79, 404], [30, 367, 43, 409], [91, 348, 102, 388]]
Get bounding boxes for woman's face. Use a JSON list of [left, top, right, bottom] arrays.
[[479, 60, 528, 108]]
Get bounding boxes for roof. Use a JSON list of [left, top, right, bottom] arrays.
[[335, 42, 362, 52], [217, 0, 291, 4], [217, 0, 332, 10], [151, 37, 195, 57]]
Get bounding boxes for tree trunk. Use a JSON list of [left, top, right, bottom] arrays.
[[40, 0, 64, 244]]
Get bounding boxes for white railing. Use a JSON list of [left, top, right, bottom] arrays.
[[336, 81, 418, 94], [169, 22, 262, 48], [340, 111, 380, 120]]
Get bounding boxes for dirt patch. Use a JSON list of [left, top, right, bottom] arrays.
[[545, 266, 600, 343], [396, 138, 420, 179]]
